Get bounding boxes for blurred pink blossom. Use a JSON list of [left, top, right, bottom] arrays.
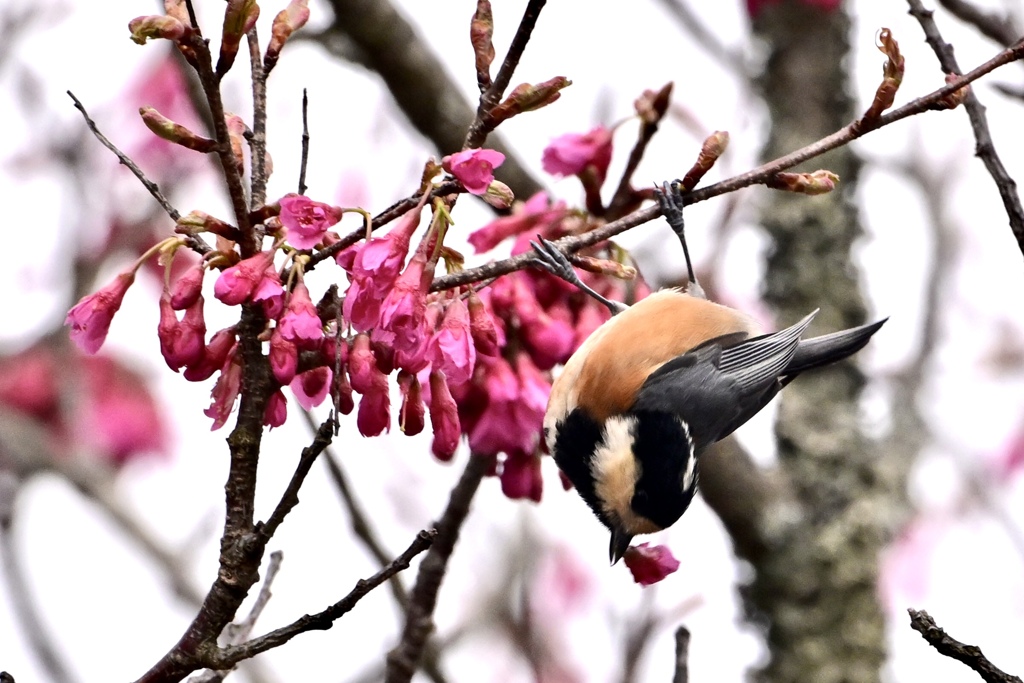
[[623, 543, 680, 586], [541, 127, 613, 184]]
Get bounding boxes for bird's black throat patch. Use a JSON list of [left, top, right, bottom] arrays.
[[628, 410, 698, 529], [552, 408, 613, 529]]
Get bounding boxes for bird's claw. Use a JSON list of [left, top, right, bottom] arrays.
[[529, 237, 579, 284]]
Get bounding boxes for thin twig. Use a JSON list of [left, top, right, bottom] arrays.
[[203, 530, 436, 667], [0, 522, 81, 683], [908, 609, 1022, 683], [298, 89, 309, 195], [936, 0, 1022, 46], [672, 626, 691, 683], [907, 1, 1024, 257], [67, 91, 182, 222], [431, 39, 1024, 292], [384, 454, 493, 683], [464, 0, 549, 148]]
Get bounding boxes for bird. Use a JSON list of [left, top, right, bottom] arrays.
[[530, 181, 886, 564]]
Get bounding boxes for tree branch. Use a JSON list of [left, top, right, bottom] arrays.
[[909, 609, 1023, 683]]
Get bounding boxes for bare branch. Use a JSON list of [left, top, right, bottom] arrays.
[[298, 89, 309, 195], [907, 1, 1024, 257], [936, 0, 1022, 47], [672, 626, 691, 683], [909, 609, 1022, 683]]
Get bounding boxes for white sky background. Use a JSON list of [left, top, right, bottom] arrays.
[[2, 0, 1024, 682]]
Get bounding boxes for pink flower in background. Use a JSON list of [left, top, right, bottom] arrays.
[[290, 366, 332, 410], [170, 261, 205, 310], [252, 268, 285, 319], [264, 389, 288, 429], [66, 270, 136, 354], [445, 148, 505, 195], [542, 127, 613, 183], [879, 517, 945, 609], [501, 451, 543, 502], [278, 281, 323, 348], [746, 0, 841, 17], [77, 356, 167, 465], [0, 347, 59, 424], [429, 297, 476, 386], [469, 356, 537, 457], [429, 371, 461, 461], [623, 543, 680, 586], [157, 292, 206, 370], [278, 193, 342, 250], [184, 327, 236, 382], [214, 251, 275, 305], [467, 192, 568, 253]]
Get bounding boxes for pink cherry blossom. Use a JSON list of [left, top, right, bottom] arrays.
[[66, 270, 136, 354], [252, 268, 285, 319], [204, 352, 243, 430], [429, 297, 476, 386], [501, 451, 543, 502], [290, 366, 332, 410], [0, 346, 59, 423], [622, 543, 680, 586], [469, 356, 531, 456], [214, 250, 275, 305], [158, 292, 206, 370], [378, 249, 432, 353], [467, 289, 502, 356], [278, 281, 323, 348], [170, 261, 205, 310], [279, 193, 342, 250], [269, 326, 298, 385], [334, 358, 355, 415], [429, 371, 461, 461], [264, 389, 288, 429], [445, 148, 505, 195], [183, 327, 237, 382], [542, 127, 613, 183], [342, 196, 427, 331], [398, 372, 425, 436]]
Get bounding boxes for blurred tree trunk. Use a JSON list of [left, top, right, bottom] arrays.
[[746, 3, 909, 682]]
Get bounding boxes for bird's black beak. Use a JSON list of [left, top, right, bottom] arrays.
[[609, 528, 633, 565]]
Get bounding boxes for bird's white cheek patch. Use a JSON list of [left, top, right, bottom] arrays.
[[591, 416, 640, 523]]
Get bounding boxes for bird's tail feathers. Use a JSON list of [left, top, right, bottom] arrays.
[[785, 318, 888, 377]]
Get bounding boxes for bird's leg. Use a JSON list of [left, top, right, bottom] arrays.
[[529, 237, 629, 316], [655, 181, 703, 297]]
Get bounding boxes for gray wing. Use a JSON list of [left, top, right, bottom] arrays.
[[633, 311, 817, 449]]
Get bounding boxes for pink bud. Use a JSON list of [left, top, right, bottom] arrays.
[[225, 112, 246, 177], [379, 249, 432, 354], [467, 289, 501, 356], [489, 76, 572, 123], [170, 261, 206, 310], [174, 210, 240, 240], [218, 0, 260, 77], [278, 281, 323, 348], [541, 127, 613, 184], [467, 192, 567, 253], [140, 106, 216, 152], [279, 193, 343, 250], [766, 170, 840, 195], [349, 334, 391, 437], [480, 180, 515, 210], [66, 270, 136, 354], [213, 250, 275, 305], [128, 15, 186, 45], [429, 371, 461, 461], [158, 292, 206, 370], [443, 148, 505, 195], [501, 451, 543, 502], [622, 543, 680, 586], [252, 268, 285, 319], [264, 389, 288, 429], [265, 0, 310, 71], [290, 366, 332, 410], [184, 327, 236, 382], [333, 358, 355, 415]]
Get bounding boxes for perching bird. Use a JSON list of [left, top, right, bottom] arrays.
[[531, 182, 886, 564]]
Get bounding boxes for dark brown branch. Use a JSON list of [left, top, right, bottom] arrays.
[[431, 39, 1024, 292], [607, 83, 672, 218], [672, 627, 691, 683], [936, 0, 1022, 46], [464, 0, 548, 148], [67, 91, 182, 223], [204, 530, 436, 668], [298, 89, 309, 195], [909, 609, 1022, 683], [384, 454, 492, 683], [907, 2, 1024, 258]]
